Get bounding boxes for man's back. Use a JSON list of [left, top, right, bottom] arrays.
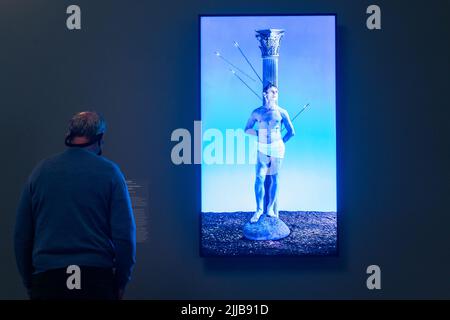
[[15, 147, 136, 293]]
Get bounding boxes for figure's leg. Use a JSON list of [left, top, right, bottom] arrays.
[[251, 152, 267, 223], [274, 198, 278, 218], [266, 157, 282, 217]]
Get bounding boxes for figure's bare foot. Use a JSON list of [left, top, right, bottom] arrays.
[[250, 209, 263, 223], [267, 208, 276, 217]]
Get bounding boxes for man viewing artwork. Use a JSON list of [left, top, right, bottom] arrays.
[[14, 111, 136, 300]]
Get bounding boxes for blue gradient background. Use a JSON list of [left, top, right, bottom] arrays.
[[201, 16, 336, 212]]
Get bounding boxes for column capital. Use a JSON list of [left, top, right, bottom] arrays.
[[255, 29, 285, 57]]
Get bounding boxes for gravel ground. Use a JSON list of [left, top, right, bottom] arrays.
[[201, 211, 337, 256]]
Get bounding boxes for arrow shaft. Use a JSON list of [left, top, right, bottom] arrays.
[[235, 44, 263, 83], [217, 54, 256, 82], [232, 71, 261, 100], [282, 103, 310, 132]]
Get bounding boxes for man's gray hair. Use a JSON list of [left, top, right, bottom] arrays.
[[66, 111, 106, 140]]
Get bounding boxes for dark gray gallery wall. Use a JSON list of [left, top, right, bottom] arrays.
[[0, 0, 449, 299]]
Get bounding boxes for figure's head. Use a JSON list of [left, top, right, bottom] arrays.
[[263, 83, 278, 104], [65, 111, 106, 155]]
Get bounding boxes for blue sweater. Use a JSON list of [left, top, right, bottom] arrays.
[[14, 148, 136, 290]]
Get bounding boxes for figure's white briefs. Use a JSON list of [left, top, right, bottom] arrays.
[[257, 140, 285, 158]]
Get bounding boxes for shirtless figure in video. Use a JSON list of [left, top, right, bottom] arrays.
[[245, 83, 295, 223]]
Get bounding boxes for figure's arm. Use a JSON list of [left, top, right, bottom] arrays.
[[281, 109, 295, 143], [244, 112, 258, 136]]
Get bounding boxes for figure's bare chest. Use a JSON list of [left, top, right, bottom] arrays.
[[256, 108, 282, 125]]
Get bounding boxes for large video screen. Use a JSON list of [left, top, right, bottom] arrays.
[[200, 15, 337, 256]]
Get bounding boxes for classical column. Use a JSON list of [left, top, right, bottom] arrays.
[[255, 29, 285, 89], [256, 29, 285, 217], [243, 29, 290, 240]]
